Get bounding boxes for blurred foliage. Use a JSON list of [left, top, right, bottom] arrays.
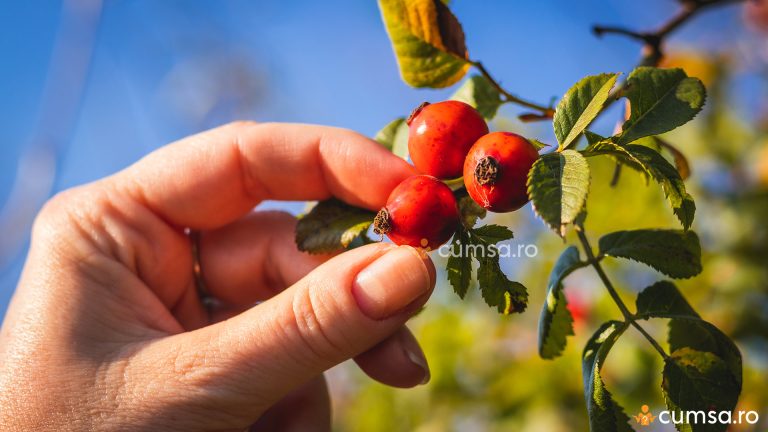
[[330, 48, 768, 431]]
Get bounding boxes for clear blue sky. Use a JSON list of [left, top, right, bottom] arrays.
[[0, 0, 752, 314]]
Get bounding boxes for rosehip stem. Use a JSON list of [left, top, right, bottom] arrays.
[[470, 60, 555, 120], [575, 224, 670, 360]]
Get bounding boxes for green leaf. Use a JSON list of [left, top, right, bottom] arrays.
[[583, 138, 695, 228], [450, 74, 503, 119], [446, 229, 472, 299], [530, 138, 550, 150], [668, 321, 743, 391], [635, 281, 742, 390], [445, 224, 526, 313], [471, 224, 513, 244], [295, 199, 376, 253], [618, 67, 706, 145], [456, 193, 486, 228], [467, 225, 526, 314], [538, 246, 587, 359], [583, 137, 649, 179], [626, 145, 696, 230], [378, 0, 470, 88], [374, 117, 410, 160], [475, 253, 528, 314], [635, 280, 698, 318], [582, 321, 634, 432], [527, 150, 591, 236], [598, 229, 702, 279], [554, 73, 619, 150], [662, 348, 740, 432]]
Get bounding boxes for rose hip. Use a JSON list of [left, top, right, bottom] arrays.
[[463, 132, 539, 213], [373, 175, 459, 249], [407, 101, 488, 179]]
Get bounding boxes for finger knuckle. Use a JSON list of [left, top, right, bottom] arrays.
[[290, 281, 344, 364]]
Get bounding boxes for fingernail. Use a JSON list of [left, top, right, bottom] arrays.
[[352, 246, 433, 320], [400, 332, 431, 385]]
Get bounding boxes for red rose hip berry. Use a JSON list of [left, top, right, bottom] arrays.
[[407, 101, 489, 179], [373, 175, 459, 249], [463, 132, 539, 213]]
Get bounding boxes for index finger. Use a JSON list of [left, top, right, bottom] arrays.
[[115, 121, 415, 229]]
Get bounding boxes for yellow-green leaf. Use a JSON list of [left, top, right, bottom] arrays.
[[379, 0, 470, 88]]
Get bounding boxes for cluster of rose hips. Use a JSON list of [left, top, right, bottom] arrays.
[[373, 100, 540, 249]]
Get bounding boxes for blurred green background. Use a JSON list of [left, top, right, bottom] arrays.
[[1, 1, 767, 430]]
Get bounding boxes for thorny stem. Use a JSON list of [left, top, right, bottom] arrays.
[[575, 224, 670, 360], [470, 60, 555, 120]]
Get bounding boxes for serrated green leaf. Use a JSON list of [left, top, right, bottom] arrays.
[[295, 199, 376, 254], [635, 281, 742, 391], [626, 144, 696, 229], [374, 117, 410, 160], [446, 229, 471, 299], [583, 139, 695, 227], [450, 74, 503, 119], [662, 348, 740, 432], [636, 281, 699, 318], [527, 150, 591, 236], [668, 321, 742, 391], [539, 246, 587, 359], [598, 229, 702, 278], [583, 138, 649, 179], [476, 254, 528, 314], [472, 224, 513, 244], [466, 225, 526, 314], [618, 67, 706, 145], [378, 0, 470, 88], [582, 321, 634, 432], [554, 73, 619, 150]]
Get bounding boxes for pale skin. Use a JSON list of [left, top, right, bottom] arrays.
[[0, 122, 436, 431]]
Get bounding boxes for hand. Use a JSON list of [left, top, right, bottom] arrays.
[[0, 122, 436, 431]]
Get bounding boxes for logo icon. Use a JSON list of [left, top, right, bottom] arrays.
[[415, 238, 432, 258], [634, 405, 656, 426]]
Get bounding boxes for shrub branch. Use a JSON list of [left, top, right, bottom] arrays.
[[575, 223, 670, 360]]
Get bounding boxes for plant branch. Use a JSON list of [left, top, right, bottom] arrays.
[[594, 0, 745, 184], [575, 224, 670, 360], [594, 0, 745, 71], [470, 60, 555, 121]]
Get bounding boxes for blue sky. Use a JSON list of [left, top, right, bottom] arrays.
[[0, 0, 753, 314]]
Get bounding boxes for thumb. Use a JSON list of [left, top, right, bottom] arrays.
[[141, 243, 434, 428]]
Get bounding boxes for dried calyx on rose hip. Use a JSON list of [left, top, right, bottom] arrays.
[[407, 100, 489, 180], [373, 175, 460, 249], [463, 131, 539, 213]]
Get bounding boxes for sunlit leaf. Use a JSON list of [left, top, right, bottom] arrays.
[[662, 348, 740, 432], [379, 0, 470, 88], [554, 73, 619, 150], [539, 246, 587, 359], [582, 321, 633, 432], [374, 117, 410, 160], [527, 150, 590, 236], [618, 67, 706, 145], [451, 74, 503, 119]]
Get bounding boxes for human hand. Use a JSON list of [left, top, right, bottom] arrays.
[[0, 122, 436, 431]]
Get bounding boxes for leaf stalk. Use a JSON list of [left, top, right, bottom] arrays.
[[575, 224, 670, 360]]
